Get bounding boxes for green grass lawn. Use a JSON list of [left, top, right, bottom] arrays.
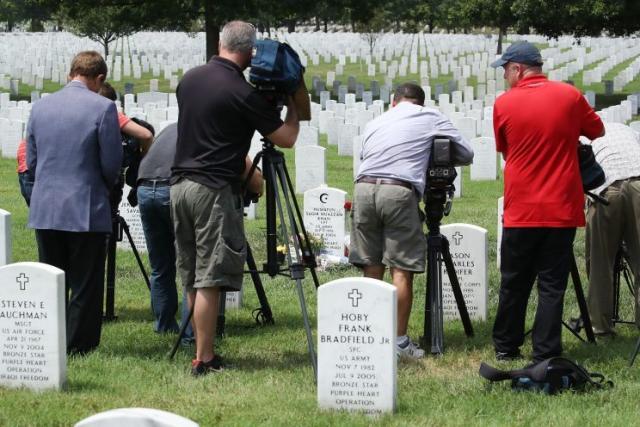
[[2, 129, 640, 426]]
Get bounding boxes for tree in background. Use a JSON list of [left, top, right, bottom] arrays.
[[466, 0, 515, 53], [57, 4, 143, 56]]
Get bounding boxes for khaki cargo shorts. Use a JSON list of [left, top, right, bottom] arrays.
[[170, 178, 246, 292], [349, 182, 426, 272]]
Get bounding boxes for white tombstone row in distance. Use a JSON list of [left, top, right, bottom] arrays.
[[295, 145, 327, 194], [0, 209, 11, 266], [0, 262, 66, 391], [303, 185, 347, 257], [317, 277, 396, 415], [439, 224, 488, 321]]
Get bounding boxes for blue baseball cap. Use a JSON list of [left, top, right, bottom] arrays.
[[490, 41, 543, 68]]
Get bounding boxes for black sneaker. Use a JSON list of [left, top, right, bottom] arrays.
[[191, 355, 224, 376], [495, 350, 523, 361]]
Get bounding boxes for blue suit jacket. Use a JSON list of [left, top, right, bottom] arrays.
[[27, 80, 122, 232]]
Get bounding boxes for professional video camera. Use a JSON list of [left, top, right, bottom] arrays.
[[250, 39, 305, 96], [424, 137, 458, 224]]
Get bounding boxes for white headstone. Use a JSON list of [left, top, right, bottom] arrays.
[[0, 209, 10, 266], [74, 408, 199, 427], [470, 137, 497, 180], [225, 290, 242, 310], [297, 126, 319, 147], [317, 277, 396, 415], [295, 145, 326, 194], [338, 123, 358, 156], [117, 185, 147, 252], [303, 186, 346, 256], [0, 262, 66, 390], [440, 224, 488, 321]]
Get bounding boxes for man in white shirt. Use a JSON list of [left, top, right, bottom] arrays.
[[586, 122, 640, 336], [349, 83, 473, 359]]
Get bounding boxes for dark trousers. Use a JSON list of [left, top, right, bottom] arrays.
[[137, 184, 180, 333], [36, 229, 108, 354], [493, 227, 576, 362]]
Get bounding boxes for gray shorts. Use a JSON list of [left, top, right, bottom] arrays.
[[349, 182, 426, 272], [170, 178, 246, 292]]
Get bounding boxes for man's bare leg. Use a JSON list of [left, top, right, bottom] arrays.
[[193, 287, 220, 362], [391, 267, 414, 337], [364, 264, 385, 280]]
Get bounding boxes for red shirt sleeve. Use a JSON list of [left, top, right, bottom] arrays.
[[118, 112, 131, 129], [16, 139, 28, 173], [577, 94, 604, 140], [493, 104, 507, 155]]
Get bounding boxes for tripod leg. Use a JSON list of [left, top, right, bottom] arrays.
[[272, 158, 317, 378], [169, 303, 194, 360], [281, 159, 320, 284], [246, 243, 274, 324], [424, 239, 444, 354], [119, 216, 152, 291], [630, 335, 640, 367], [104, 222, 118, 321], [570, 255, 596, 344], [441, 238, 474, 337]]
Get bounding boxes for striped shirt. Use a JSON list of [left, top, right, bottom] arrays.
[[589, 122, 640, 195]]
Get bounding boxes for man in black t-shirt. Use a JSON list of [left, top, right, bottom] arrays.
[[171, 20, 300, 376]]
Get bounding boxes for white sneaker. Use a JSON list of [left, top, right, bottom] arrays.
[[396, 338, 425, 360]]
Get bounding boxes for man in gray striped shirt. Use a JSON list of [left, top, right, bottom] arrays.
[[586, 122, 640, 336], [350, 83, 473, 359]]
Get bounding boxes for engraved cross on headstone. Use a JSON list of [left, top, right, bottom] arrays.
[[452, 232, 463, 245], [16, 273, 29, 291], [348, 289, 363, 307]]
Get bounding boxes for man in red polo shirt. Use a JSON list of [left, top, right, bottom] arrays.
[[491, 41, 604, 362]]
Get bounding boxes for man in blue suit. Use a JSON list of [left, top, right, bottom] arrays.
[[27, 51, 122, 355]]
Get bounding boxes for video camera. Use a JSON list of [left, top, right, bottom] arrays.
[[424, 137, 458, 225], [249, 39, 305, 111]]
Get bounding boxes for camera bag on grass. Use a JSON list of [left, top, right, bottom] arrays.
[[479, 357, 613, 395]]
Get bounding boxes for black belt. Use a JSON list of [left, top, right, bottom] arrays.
[[138, 179, 171, 187], [357, 176, 413, 190]]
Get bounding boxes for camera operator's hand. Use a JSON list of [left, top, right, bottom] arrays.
[[242, 155, 264, 197], [265, 96, 300, 149], [122, 120, 153, 155]]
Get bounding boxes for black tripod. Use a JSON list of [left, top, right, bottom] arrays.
[[421, 181, 474, 355], [170, 140, 320, 378], [613, 245, 635, 326], [104, 201, 152, 321]]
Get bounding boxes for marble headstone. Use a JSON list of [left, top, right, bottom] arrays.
[[0, 262, 66, 390], [440, 224, 488, 321], [117, 185, 148, 252], [470, 137, 497, 180], [317, 277, 396, 415], [0, 209, 10, 266], [295, 145, 327, 194], [303, 186, 347, 256]]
